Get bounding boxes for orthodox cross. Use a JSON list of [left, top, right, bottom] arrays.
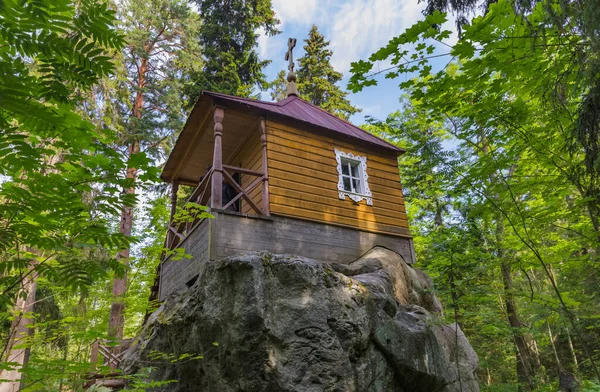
[[285, 38, 297, 74]]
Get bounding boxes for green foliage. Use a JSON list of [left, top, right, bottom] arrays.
[[295, 25, 360, 120], [0, 0, 203, 389], [188, 0, 280, 98], [119, 367, 178, 391], [269, 70, 288, 102], [147, 350, 203, 363], [85, 0, 202, 161], [0, 0, 131, 307], [356, 1, 600, 387], [172, 203, 214, 226]]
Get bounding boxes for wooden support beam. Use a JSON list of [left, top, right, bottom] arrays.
[[198, 175, 212, 206], [168, 181, 179, 246], [90, 341, 99, 364], [169, 225, 185, 240], [259, 118, 271, 216], [222, 175, 264, 211], [211, 106, 225, 209], [222, 170, 263, 215], [188, 168, 213, 203], [222, 164, 263, 177]]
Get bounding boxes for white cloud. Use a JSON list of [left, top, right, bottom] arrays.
[[258, 0, 322, 69], [329, 0, 425, 73], [272, 0, 320, 26], [257, 27, 272, 59]]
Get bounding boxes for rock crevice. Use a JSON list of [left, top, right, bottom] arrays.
[[123, 247, 479, 392]]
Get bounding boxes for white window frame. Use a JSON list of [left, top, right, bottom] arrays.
[[334, 149, 373, 205]]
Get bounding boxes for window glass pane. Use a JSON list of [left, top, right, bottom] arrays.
[[352, 178, 361, 193], [343, 177, 352, 191], [351, 162, 360, 177], [341, 162, 350, 175]]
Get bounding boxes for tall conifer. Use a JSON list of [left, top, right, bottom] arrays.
[[84, 0, 202, 347], [189, 0, 280, 98], [297, 25, 359, 120]]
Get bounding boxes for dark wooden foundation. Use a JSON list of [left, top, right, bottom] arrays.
[[158, 211, 415, 301]]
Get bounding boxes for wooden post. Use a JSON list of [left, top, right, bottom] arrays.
[[259, 118, 270, 216], [211, 106, 225, 210], [170, 181, 179, 222], [168, 181, 179, 247], [90, 340, 99, 365]]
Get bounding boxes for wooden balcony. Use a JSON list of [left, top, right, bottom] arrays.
[[146, 110, 271, 308], [164, 163, 269, 252]]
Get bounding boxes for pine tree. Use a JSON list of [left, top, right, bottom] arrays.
[[83, 0, 202, 347], [297, 25, 359, 120], [269, 70, 288, 102], [189, 0, 280, 98]]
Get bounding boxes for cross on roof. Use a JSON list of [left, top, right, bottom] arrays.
[[285, 38, 297, 75]]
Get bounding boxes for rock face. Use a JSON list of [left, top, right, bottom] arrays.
[[122, 247, 479, 392]]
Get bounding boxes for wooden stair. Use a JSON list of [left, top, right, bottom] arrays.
[[84, 339, 133, 391]]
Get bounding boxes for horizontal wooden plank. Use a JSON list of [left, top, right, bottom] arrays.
[[217, 231, 361, 258], [213, 213, 413, 264], [217, 217, 384, 249], [268, 158, 403, 190], [267, 120, 399, 161], [267, 126, 399, 166], [229, 128, 260, 161], [223, 164, 263, 177], [269, 177, 405, 213], [268, 136, 400, 176], [267, 137, 398, 176], [269, 182, 406, 215], [267, 149, 403, 183], [270, 204, 411, 236], [268, 164, 406, 201], [269, 192, 408, 227]]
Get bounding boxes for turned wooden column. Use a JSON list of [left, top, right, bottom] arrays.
[[211, 106, 225, 210], [259, 118, 270, 216]]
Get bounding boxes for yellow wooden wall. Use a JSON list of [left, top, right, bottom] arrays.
[[228, 127, 263, 214], [266, 119, 410, 237]]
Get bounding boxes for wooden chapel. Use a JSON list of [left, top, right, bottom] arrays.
[[154, 39, 415, 301]]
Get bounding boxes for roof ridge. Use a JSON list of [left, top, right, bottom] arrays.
[[277, 95, 297, 106], [203, 90, 283, 107], [293, 97, 402, 151], [199, 90, 403, 154]]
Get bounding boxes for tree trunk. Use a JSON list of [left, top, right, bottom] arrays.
[[497, 214, 537, 391], [565, 327, 579, 372], [108, 141, 139, 345], [548, 320, 562, 373], [501, 260, 537, 390], [0, 271, 37, 392], [107, 56, 146, 352], [481, 126, 537, 390]]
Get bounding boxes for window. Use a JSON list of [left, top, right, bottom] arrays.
[[334, 149, 372, 205], [340, 158, 362, 194]]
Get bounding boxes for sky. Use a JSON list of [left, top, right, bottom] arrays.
[[257, 0, 458, 125]]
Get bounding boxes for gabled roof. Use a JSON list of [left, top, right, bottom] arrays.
[[204, 91, 404, 154]]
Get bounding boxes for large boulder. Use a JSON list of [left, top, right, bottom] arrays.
[[122, 247, 479, 392]]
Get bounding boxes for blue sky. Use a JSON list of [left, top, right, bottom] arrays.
[[257, 0, 458, 125]]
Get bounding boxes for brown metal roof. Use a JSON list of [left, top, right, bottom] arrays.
[[204, 91, 404, 154]]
